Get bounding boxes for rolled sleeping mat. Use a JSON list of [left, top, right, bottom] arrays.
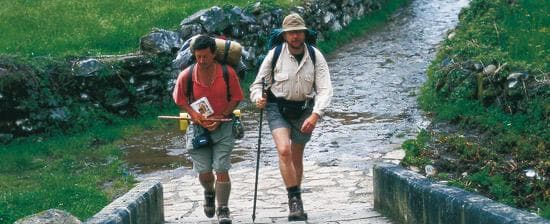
[[189, 36, 242, 67]]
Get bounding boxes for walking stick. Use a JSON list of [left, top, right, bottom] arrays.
[[252, 79, 265, 222]]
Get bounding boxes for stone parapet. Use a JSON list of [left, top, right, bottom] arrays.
[[373, 163, 549, 224], [84, 180, 164, 224]]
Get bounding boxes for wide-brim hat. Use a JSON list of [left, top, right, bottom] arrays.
[[282, 13, 308, 32]]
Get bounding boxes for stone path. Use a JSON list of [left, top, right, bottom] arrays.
[[158, 160, 395, 223]]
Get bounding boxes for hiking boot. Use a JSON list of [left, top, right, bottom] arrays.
[[217, 206, 232, 224], [204, 191, 215, 218], [288, 196, 308, 221]]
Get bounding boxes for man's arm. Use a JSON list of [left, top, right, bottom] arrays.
[[172, 69, 205, 125], [301, 50, 333, 133], [250, 50, 275, 105], [311, 50, 333, 117]]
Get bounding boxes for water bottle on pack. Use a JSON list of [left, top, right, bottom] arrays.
[[232, 109, 244, 139]]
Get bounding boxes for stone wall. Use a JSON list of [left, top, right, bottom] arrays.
[[373, 163, 549, 224], [84, 181, 164, 224], [0, 0, 385, 143]]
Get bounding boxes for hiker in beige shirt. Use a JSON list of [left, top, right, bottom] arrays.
[[250, 13, 333, 221]]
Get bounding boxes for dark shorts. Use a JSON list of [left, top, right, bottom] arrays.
[[265, 102, 312, 144]]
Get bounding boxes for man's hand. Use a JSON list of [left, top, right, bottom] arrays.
[[203, 114, 224, 131], [255, 97, 267, 109], [190, 111, 205, 127], [300, 113, 320, 134]]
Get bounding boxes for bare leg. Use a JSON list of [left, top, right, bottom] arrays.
[[291, 143, 305, 186], [272, 129, 308, 221], [272, 128, 298, 187]]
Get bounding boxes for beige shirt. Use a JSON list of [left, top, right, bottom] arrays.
[[250, 43, 333, 116]]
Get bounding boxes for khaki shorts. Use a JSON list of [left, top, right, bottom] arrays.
[[265, 102, 312, 144], [189, 122, 235, 173]]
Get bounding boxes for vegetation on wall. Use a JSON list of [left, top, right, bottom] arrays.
[[401, 0, 549, 218]]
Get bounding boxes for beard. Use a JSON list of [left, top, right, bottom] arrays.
[[288, 40, 304, 51]]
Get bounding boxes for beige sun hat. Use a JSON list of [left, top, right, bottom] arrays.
[[282, 13, 308, 32]]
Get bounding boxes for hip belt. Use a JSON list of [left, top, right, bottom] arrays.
[[267, 90, 312, 109]]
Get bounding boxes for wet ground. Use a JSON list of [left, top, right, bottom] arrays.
[[121, 0, 469, 177]]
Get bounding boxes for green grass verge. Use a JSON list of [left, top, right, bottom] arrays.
[[0, 103, 179, 223], [403, 0, 549, 218], [0, 0, 298, 57]]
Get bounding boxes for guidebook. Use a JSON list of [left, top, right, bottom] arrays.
[[190, 97, 214, 116]]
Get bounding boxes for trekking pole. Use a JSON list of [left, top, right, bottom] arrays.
[[252, 78, 265, 222]]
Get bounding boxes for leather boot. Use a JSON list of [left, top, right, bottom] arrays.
[[217, 206, 232, 224], [204, 191, 215, 218], [288, 196, 308, 221]]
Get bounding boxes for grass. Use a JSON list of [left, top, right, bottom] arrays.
[[0, 127, 132, 223], [0, 0, 298, 57], [444, 0, 549, 71], [0, 103, 182, 223]]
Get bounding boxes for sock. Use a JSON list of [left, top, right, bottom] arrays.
[[286, 185, 301, 200], [216, 181, 231, 207]]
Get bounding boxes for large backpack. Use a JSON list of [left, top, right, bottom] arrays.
[[264, 28, 318, 79], [174, 35, 246, 79]]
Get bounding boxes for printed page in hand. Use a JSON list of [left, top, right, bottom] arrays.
[[190, 97, 214, 116]]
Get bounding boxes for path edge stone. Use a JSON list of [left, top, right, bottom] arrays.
[[84, 180, 164, 224], [373, 163, 549, 224]]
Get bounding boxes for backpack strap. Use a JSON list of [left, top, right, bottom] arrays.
[[223, 40, 231, 64], [270, 44, 317, 83], [185, 63, 196, 103], [270, 44, 284, 84], [221, 64, 231, 102], [307, 44, 316, 66]]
